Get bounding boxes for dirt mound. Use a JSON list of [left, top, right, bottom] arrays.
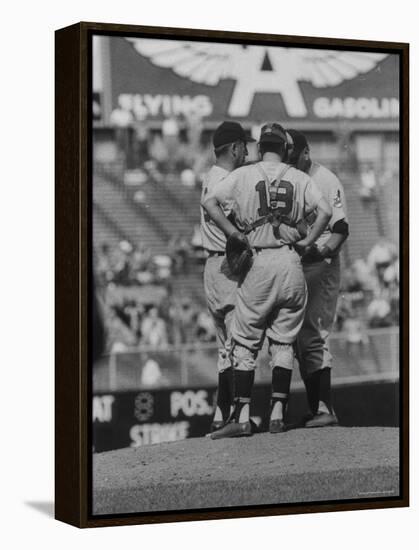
[[93, 427, 399, 516]]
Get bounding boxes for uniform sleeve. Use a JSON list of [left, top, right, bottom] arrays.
[[327, 177, 347, 228], [304, 177, 323, 213], [206, 171, 238, 204]]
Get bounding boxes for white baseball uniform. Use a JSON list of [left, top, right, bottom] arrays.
[[200, 165, 238, 372], [296, 162, 348, 377], [209, 160, 323, 371]]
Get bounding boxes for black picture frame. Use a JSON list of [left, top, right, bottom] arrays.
[[55, 21, 409, 528]]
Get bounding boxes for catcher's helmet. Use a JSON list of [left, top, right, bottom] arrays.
[[259, 122, 288, 145]]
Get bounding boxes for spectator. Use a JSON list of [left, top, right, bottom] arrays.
[[359, 164, 377, 201], [141, 307, 169, 348], [140, 354, 165, 387], [169, 298, 197, 344], [342, 308, 368, 354], [180, 168, 196, 187], [112, 240, 133, 285], [168, 234, 191, 274], [132, 119, 150, 166], [110, 106, 134, 166], [96, 242, 113, 286], [367, 295, 393, 328], [107, 306, 138, 353], [367, 239, 398, 285]]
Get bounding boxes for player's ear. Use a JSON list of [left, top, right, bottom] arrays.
[[231, 141, 240, 158]]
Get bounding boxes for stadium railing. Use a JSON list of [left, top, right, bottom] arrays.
[[93, 326, 399, 393]]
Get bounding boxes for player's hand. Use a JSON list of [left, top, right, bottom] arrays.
[[294, 238, 312, 256]]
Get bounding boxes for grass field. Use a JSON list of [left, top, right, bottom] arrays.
[[93, 427, 399, 516]]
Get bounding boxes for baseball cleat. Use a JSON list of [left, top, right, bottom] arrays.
[[249, 417, 262, 433], [304, 411, 338, 428], [205, 420, 226, 437], [210, 421, 252, 439], [211, 420, 225, 432], [269, 419, 287, 433]]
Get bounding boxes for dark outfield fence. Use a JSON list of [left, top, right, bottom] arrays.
[[93, 381, 399, 452], [93, 328, 399, 452]]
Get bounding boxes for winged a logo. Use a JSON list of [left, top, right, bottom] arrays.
[[127, 38, 387, 117]]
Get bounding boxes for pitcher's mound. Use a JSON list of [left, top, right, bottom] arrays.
[[93, 427, 399, 515]]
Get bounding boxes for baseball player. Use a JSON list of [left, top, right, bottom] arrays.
[[203, 123, 332, 438], [200, 121, 255, 432], [287, 129, 349, 427]]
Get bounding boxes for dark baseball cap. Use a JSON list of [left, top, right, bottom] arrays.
[[259, 122, 288, 144], [213, 121, 256, 148], [287, 129, 309, 155]]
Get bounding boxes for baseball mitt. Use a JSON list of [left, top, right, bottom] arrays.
[[226, 232, 253, 277]]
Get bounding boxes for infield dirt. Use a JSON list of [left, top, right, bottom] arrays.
[[93, 427, 399, 515]]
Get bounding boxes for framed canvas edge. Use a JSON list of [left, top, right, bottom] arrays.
[[55, 21, 409, 529]]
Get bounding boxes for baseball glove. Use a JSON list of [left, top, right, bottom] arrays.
[[226, 232, 253, 277], [300, 244, 328, 263]]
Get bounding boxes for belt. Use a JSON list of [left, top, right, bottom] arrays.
[[253, 245, 293, 254], [302, 253, 339, 265], [206, 250, 225, 257]]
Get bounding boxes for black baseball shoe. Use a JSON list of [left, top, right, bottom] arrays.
[[210, 420, 225, 432], [269, 419, 287, 434], [205, 420, 225, 437], [210, 420, 252, 439], [304, 411, 338, 428]]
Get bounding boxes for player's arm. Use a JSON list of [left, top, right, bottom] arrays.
[[295, 180, 331, 254], [320, 220, 349, 257], [319, 182, 349, 257], [202, 197, 237, 237], [202, 173, 238, 238]]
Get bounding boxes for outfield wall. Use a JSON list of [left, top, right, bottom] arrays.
[[93, 327, 399, 451], [93, 379, 399, 452]]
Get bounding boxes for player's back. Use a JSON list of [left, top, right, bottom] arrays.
[[228, 161, 319, 248]]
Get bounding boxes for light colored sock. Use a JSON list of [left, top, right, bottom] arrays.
[[270, 401, 284, 421], [318, 400, 329, 414], [213, 406, 223, 422], [238, 403, 249, 423]]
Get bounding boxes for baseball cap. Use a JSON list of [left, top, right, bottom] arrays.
[[259, 122, 288, 144], [286, 129, 309, 155], [213, 121, 256, 148]]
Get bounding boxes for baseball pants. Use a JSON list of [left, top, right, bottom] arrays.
[[203, 254, 238, 372], [295, 256, 341, 378], [231, 247, 307, 371]]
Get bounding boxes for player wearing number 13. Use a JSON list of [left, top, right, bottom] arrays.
[[203, 123, 332, 438]]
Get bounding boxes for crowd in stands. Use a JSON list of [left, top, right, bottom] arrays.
[[95, 114, 399, 355], [337, 238, 399, 345], [95, 236, 399, 356], [95, 239, 216, 354], [110, 111, 215, 187]]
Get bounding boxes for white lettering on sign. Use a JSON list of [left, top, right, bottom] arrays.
[[92, 395, 115, 423], [118, 94, 213, 120], [129, 39, 390, 118], [170, 390, 214, 418], [313, 97, 399, 119], [129, 422, 189, 447]]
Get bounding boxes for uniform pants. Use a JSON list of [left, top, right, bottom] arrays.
[[296, 256, 341, 379], [203, 254, 237, 372], [231, 247, 307, 371]]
